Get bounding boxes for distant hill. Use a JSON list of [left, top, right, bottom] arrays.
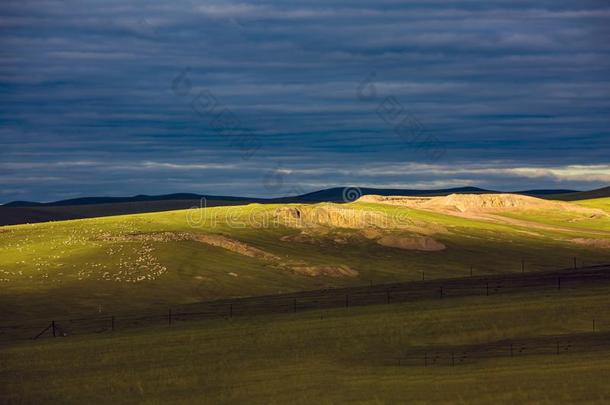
[[4, 193, 259, 207], [546, 186, 610, 201], [275, 186, 494, 202], [0, 199, 250, 227], [515, 189, 579, 196], [0, 186, 591, 226]]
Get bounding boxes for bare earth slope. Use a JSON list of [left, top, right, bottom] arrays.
[[359, 193, 607, 217]]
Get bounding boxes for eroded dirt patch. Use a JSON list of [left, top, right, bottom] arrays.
[[360, 193, 607, 217], [274, 205, 392, 229], [273, 205, 448, 236], [193, 234, 280, 261], [102, 231, 359, 279]]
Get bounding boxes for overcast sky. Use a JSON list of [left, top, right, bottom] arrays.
[[1, 0, 609, 202]]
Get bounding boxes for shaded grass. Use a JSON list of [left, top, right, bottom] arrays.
[[2, 283, 610, 404]]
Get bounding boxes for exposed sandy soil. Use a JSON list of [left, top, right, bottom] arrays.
[[361, 228, 383, 240], [194, 233, 360, 278], [274, 206, 391, 229], [104, 231, 359, 278], [376, 235, 446, 251], [273, 205, 448, 235], [193, 234, 280, 261], [277, 217, 446, 252], [359, 194, 609, 237], [359, 193, 607, 217]]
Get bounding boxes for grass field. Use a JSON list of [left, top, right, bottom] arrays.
[[1, 196, 610, 403], [1, 198, 609, 322], [2, 281, 610, 404]]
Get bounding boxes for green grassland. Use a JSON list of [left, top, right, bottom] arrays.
[[1, 197, 610, 403], [1, 200, 609, 322], [575, 197, 610, 212], [496, 197, 610, 233], [2, 282, 610, 404]]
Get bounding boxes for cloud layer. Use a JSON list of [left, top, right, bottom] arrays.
[[1, 0, 609, 201]]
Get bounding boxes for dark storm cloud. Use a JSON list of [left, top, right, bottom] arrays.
[[0, 0, 609, 201]]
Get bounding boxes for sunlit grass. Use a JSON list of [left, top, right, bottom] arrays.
[[1, 201, 609, 321]]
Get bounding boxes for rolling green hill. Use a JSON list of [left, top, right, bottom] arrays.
[[2, 194, 610, 403], [1, 196, 609, 322]]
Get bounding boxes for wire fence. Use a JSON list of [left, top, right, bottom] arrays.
[[396, 331, 610, 367], [2, 263, 610, 344]]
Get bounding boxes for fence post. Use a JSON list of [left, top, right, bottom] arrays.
[[557, 277, 561, 290], [168, 309, 172, 327], [52, 320, 56, 337], [439, 287, 443, 299]]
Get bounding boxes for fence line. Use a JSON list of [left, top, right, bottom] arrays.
[[1, 263, 610, 343], [396, 331, 610, 367]]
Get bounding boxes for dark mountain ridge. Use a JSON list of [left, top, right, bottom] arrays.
[[3, 186, 607, 227]]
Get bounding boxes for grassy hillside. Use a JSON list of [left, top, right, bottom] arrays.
[[1, 199, 609, 322], [575, 197, 610, 212], [2, 282, 610, 404]]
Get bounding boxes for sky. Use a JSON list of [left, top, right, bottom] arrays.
[[1, 0, 609, 202]]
